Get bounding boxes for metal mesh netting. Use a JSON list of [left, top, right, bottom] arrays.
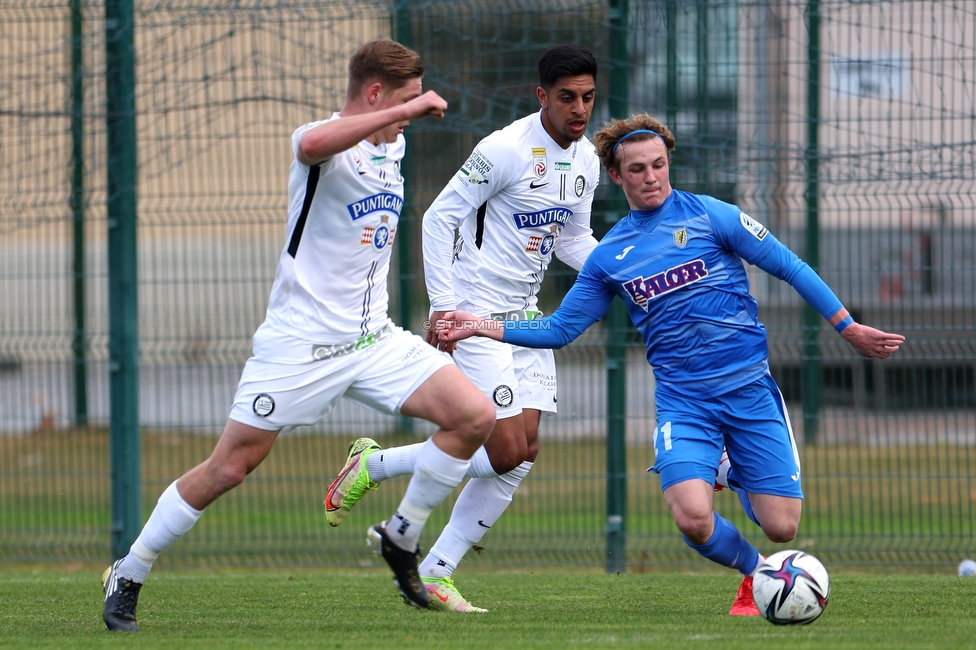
[[1, 0, 973, 570]]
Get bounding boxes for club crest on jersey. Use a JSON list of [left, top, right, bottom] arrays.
[[673, 227, 689, 248], [532, 147, 547, 177], [512, 207, 573, 230], [575, 175, 585, 197], [739, 212, 768, 240], [253, 394, 275, 417], [458, 149, 493, 185], [347, 192, 403, 221], [361, 215, 396, 252], [493, 385, 514, 408], [622, 259, 709, 311], [393, 160, 403, 182]]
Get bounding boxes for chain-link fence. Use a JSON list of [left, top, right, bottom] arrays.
[[1, 0, 973, 571]]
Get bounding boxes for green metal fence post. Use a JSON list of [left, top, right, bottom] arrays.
[[803, 0, 822, 444], [105, 0, 140, 559], [605, 0, 629, 575], [71, 0, 88, 426], [665, 0, 678, 133], [394, 0, 415, 436]]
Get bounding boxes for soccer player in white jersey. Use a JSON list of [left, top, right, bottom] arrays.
[[324, 44, 602, 612], [101, 40, 496, 632]]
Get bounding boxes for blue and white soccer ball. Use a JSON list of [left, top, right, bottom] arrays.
[[752, 550, 831, 625], [959, 559, 976, 576]]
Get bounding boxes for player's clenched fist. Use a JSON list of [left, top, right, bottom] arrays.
[[436, 311, 504, 343], [407, 90, 447, 119]]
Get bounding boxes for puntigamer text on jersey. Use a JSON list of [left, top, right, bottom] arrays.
[[347, 192, 404, 220], [511, 207, 573, 230]]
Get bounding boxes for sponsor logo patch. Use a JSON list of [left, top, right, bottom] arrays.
[[512, 207, 573, 230], [493, 385, 514, 408], [539, 233, 557, 257], [739, 212, 768, 240], [371, 224, 391, 252], [532, 147, 547, 177], [526, 225, 558, 255], [458, 149, 493, 185], [622, 259, 709, 311], [361, 215, 396, 252], [347, 192, 403, 221], [253, 394, 275, 417], [554, 161, 572, 172]]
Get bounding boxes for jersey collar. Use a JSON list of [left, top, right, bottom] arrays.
[[628, 190, 676, 226]]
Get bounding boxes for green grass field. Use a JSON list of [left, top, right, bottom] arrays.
[[2, 429, 974, 569], [2, 568, 975, 649]]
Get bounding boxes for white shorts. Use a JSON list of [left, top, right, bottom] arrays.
[[228, 326, 453, 431], [452, 335, 557, 420]]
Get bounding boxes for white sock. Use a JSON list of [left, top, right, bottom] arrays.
[[115, 480, 205, 583], [750, 554, 767, 577], [465, 446, 500, 478], [387, 438, 471, 551], [419, 461, 533, 578], [366, 442, 423, 482], [367, 443, 498, 482]]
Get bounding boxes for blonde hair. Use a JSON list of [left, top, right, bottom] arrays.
[[592, 114, 675, 171]]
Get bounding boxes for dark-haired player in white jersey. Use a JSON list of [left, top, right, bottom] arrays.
[[101, 39, 495, 631], [324, 44, 601, 612]]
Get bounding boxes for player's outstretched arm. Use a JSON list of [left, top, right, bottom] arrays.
[[298, 90, 447, 165], [837, 322, 905, 359], [437, 311, 504, 343]]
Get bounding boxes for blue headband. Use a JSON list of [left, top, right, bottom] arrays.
[[612, 129, 663, 157]]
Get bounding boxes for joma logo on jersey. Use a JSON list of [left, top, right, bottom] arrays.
[[512, 207, 573, 230], [622, 259, 709, 311], [347, 193, 403, 221]]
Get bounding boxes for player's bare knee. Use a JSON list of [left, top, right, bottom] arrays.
[[487, 445, 524, 475], [457, 396, 495, 445], [672, 510, 712, 544], [478, 399, 497, 435], [763, 520, 798, 544], [210, 461, 248, 493]]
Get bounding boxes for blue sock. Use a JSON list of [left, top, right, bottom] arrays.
[[684, 512, 760, 576], [726, 466, 761, 527]]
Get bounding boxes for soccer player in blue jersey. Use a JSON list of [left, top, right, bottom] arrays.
[[436, 113, 905, 615]]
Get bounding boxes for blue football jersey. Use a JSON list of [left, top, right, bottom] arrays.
[[508, 189, 803, 399]]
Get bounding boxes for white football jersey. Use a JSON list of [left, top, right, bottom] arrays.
[[260, 113, 403, 348], [425, 111, 600, 314]]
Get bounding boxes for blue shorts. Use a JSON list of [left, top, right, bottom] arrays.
[[650, 373, 803, 498]]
